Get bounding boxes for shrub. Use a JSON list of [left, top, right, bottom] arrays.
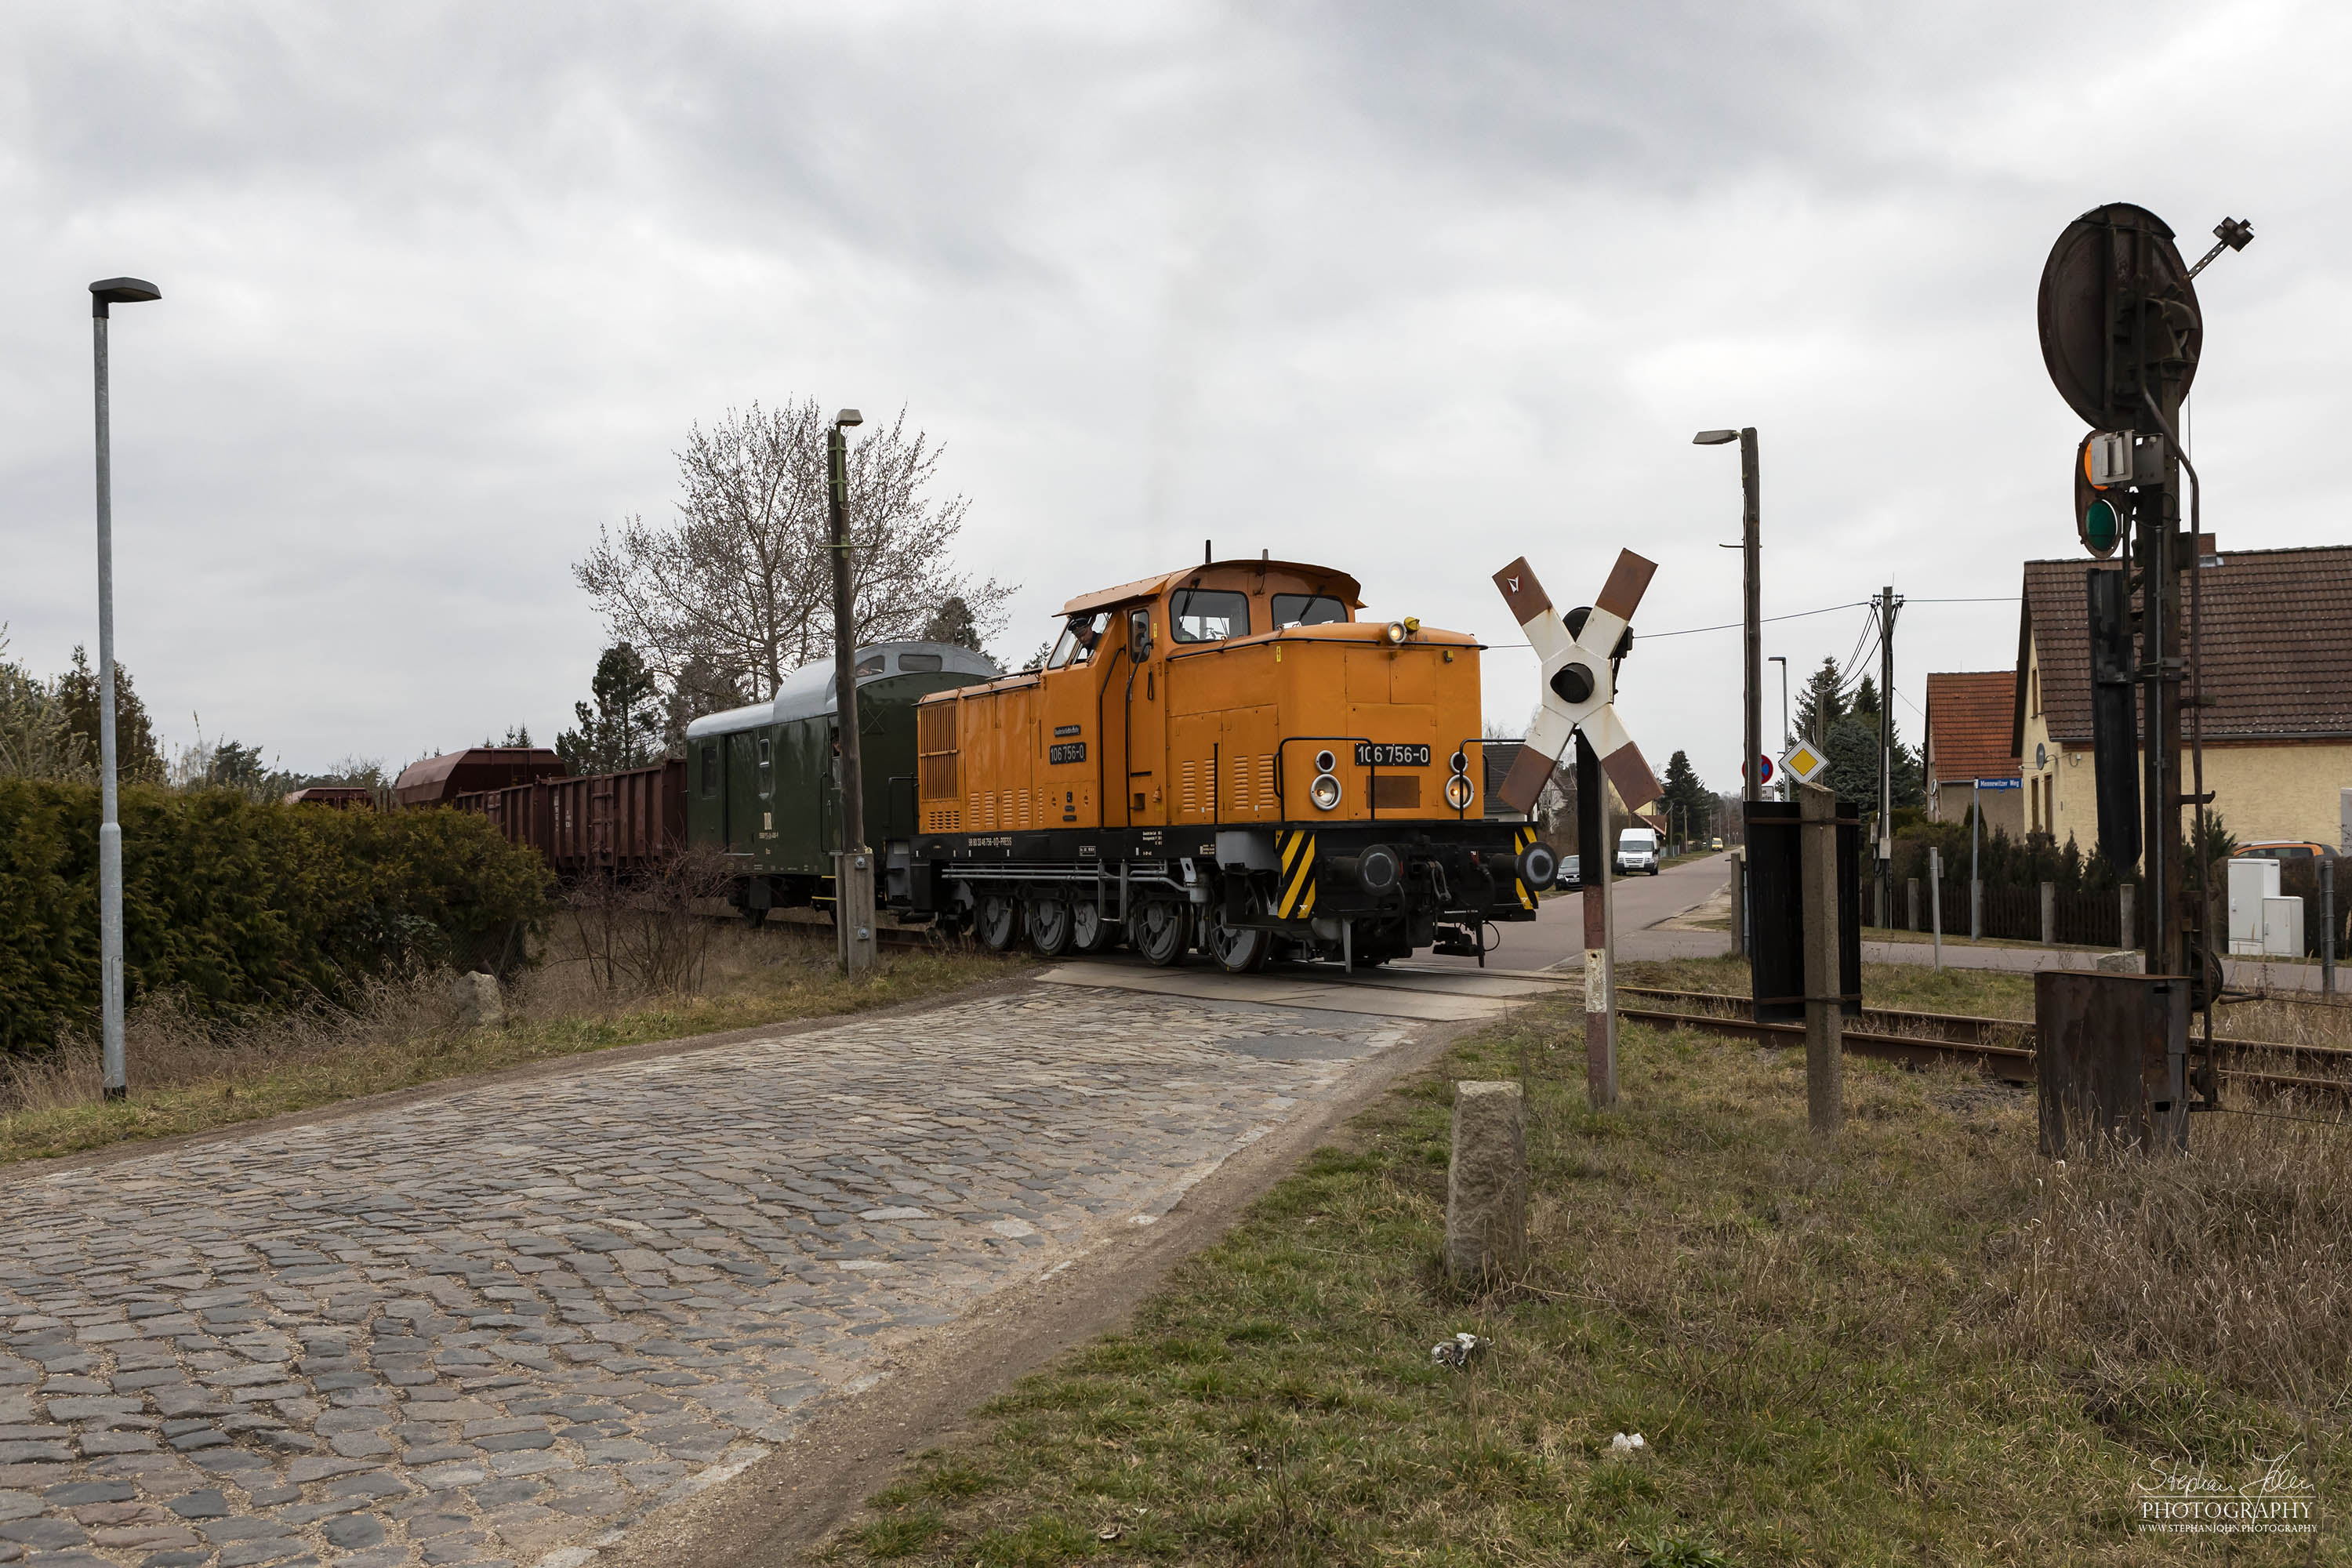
[[0, 780, 552, 1051]]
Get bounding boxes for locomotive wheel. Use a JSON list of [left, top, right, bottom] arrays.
[[1029, 898, 1073, 957], [1131, 901, 1191, 967], [1070, 899, 1117, 954], [742, 906, 768, 930], [977, 894, 1022, 953], [1203, 889, 1270, 974]]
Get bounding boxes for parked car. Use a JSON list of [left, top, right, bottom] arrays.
[[2234, 841, 2336, 862], [1556, 855, 1580, 890], [1617, 826, 1661, 876]]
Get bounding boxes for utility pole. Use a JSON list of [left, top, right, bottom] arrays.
[[1878, 585, 1898, 926], [89, 277, 161, 1102], [828, 408, 877, 975]]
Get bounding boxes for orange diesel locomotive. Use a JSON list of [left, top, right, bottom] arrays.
[[906, 557, 1557, 968]]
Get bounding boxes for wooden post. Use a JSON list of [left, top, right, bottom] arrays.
[[1907, 876, 1920, 931], [2120, 882, 2136, 952], [1798, 782, 1842, 1134], [2041, 880, 2056, 946], [1577, 730, 1617, 1109], [1729, 851, 1746, 957]]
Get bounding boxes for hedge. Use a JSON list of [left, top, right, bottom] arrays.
[[0, 781, 554, 1052]]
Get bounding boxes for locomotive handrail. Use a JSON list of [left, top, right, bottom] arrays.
[[1449, 736, 1486, 821]]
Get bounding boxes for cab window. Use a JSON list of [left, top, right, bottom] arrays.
[[1048, 612, 1112, 669], [1170, 589, 1249, 643], [1272, 593, 1347, 628]]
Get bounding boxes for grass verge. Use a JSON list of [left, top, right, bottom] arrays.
[[827, 990, 2348, 1565], [0, 924, 1022, 1167]]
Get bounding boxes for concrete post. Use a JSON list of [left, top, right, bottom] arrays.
[[2323, 856, 2336, 999], [2041, 881, 2056, 946], [1444, 1080, 1527, 1281], [2120, 883, 2136, 953], [1929, 847, 1944, 972], [1798, 783, 1842, 1134], [1907, 877, 1920, 932]]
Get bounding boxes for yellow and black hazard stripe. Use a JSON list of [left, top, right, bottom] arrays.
[[1512, 826, 1537, 910], [1276, 829, 1317, 918]]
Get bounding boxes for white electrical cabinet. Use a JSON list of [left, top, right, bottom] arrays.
[[2262, 896, 2306, 958], [2228, 857, 2279, 954]]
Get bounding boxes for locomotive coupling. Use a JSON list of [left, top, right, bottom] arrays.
[[1327, 844, 1401, 893]]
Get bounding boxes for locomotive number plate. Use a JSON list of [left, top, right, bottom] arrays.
[[1049, 741, 1087, 764], [1354, 742, 1432, 767]]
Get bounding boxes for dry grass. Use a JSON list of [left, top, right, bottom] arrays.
[[829, 990, 2350, 1565], [0, 917, 1023, 1167]]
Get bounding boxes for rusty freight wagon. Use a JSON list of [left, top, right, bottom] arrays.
[[456, 760, 688, 878], [908, 557, 1555, 968]]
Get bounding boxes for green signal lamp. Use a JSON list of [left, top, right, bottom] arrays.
[[2083, 497, 2122, 557]]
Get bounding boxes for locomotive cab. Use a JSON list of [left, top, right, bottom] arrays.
[[911, 559, 1551, 969]]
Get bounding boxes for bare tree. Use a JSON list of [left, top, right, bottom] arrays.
[[574, 401, 1014, 701]]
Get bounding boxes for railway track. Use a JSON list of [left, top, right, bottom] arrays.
[[1615, 985, 2352, 1102]]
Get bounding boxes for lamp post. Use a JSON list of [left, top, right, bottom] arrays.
[[1694, 428, 1760, 804], [89, 277, 161, 1102], [828, 408, 877, 975]]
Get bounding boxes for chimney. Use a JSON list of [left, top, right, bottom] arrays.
[[2196, 533, 2220, 566]]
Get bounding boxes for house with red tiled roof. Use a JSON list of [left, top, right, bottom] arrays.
[[1924, 671, 2024, 836], [2014, 543, 2352, 854]]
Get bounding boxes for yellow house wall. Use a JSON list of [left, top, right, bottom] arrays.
[[2029, 634, 2352, 854]]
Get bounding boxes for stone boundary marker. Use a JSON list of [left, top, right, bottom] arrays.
[[1443, 1080, 1526, 1281]]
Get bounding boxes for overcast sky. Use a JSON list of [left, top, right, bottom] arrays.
[[3, 1, 2345, 789]]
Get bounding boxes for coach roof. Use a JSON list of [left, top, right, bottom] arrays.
[[684, 642, 1001, 739]]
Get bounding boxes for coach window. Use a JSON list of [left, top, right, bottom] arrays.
[[757, 736, 773, 799], [700, 743, 718, 797], [1170, 589, 1249, 643], [898, 652, 943, 672], [1271, 593, 1347, 628]]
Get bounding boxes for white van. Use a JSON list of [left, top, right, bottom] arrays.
[[1616, 827, 1660, 876]]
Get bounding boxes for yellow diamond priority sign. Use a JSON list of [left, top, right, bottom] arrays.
[[1780, 741, 1828, 785]]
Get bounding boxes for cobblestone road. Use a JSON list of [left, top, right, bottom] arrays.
[[0, 986, 1403, 1567]]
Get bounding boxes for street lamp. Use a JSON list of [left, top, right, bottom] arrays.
[[89, 277, 161, 1103], [827, 407, 877, 975], [1693, 427, 1761, 805]]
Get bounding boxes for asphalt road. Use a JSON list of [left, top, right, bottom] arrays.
[[1425, 850, 1735, 973]]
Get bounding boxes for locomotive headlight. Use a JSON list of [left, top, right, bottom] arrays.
[[1449, 750, 1469, 775], [1384, 621, 1407, 644], [1308, 773, 1343, 811], [1314, 749, 1336, 775], [1443, 774, 1475, 810]]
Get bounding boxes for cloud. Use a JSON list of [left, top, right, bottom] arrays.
[[0, 0, 2339, 792]]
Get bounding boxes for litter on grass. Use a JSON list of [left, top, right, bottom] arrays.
[[1431, 1332, 1486, 1368], [1610, 1432, 1647, 1454]]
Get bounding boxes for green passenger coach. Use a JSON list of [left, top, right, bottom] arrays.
[[684, 641, 1000, 922]]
